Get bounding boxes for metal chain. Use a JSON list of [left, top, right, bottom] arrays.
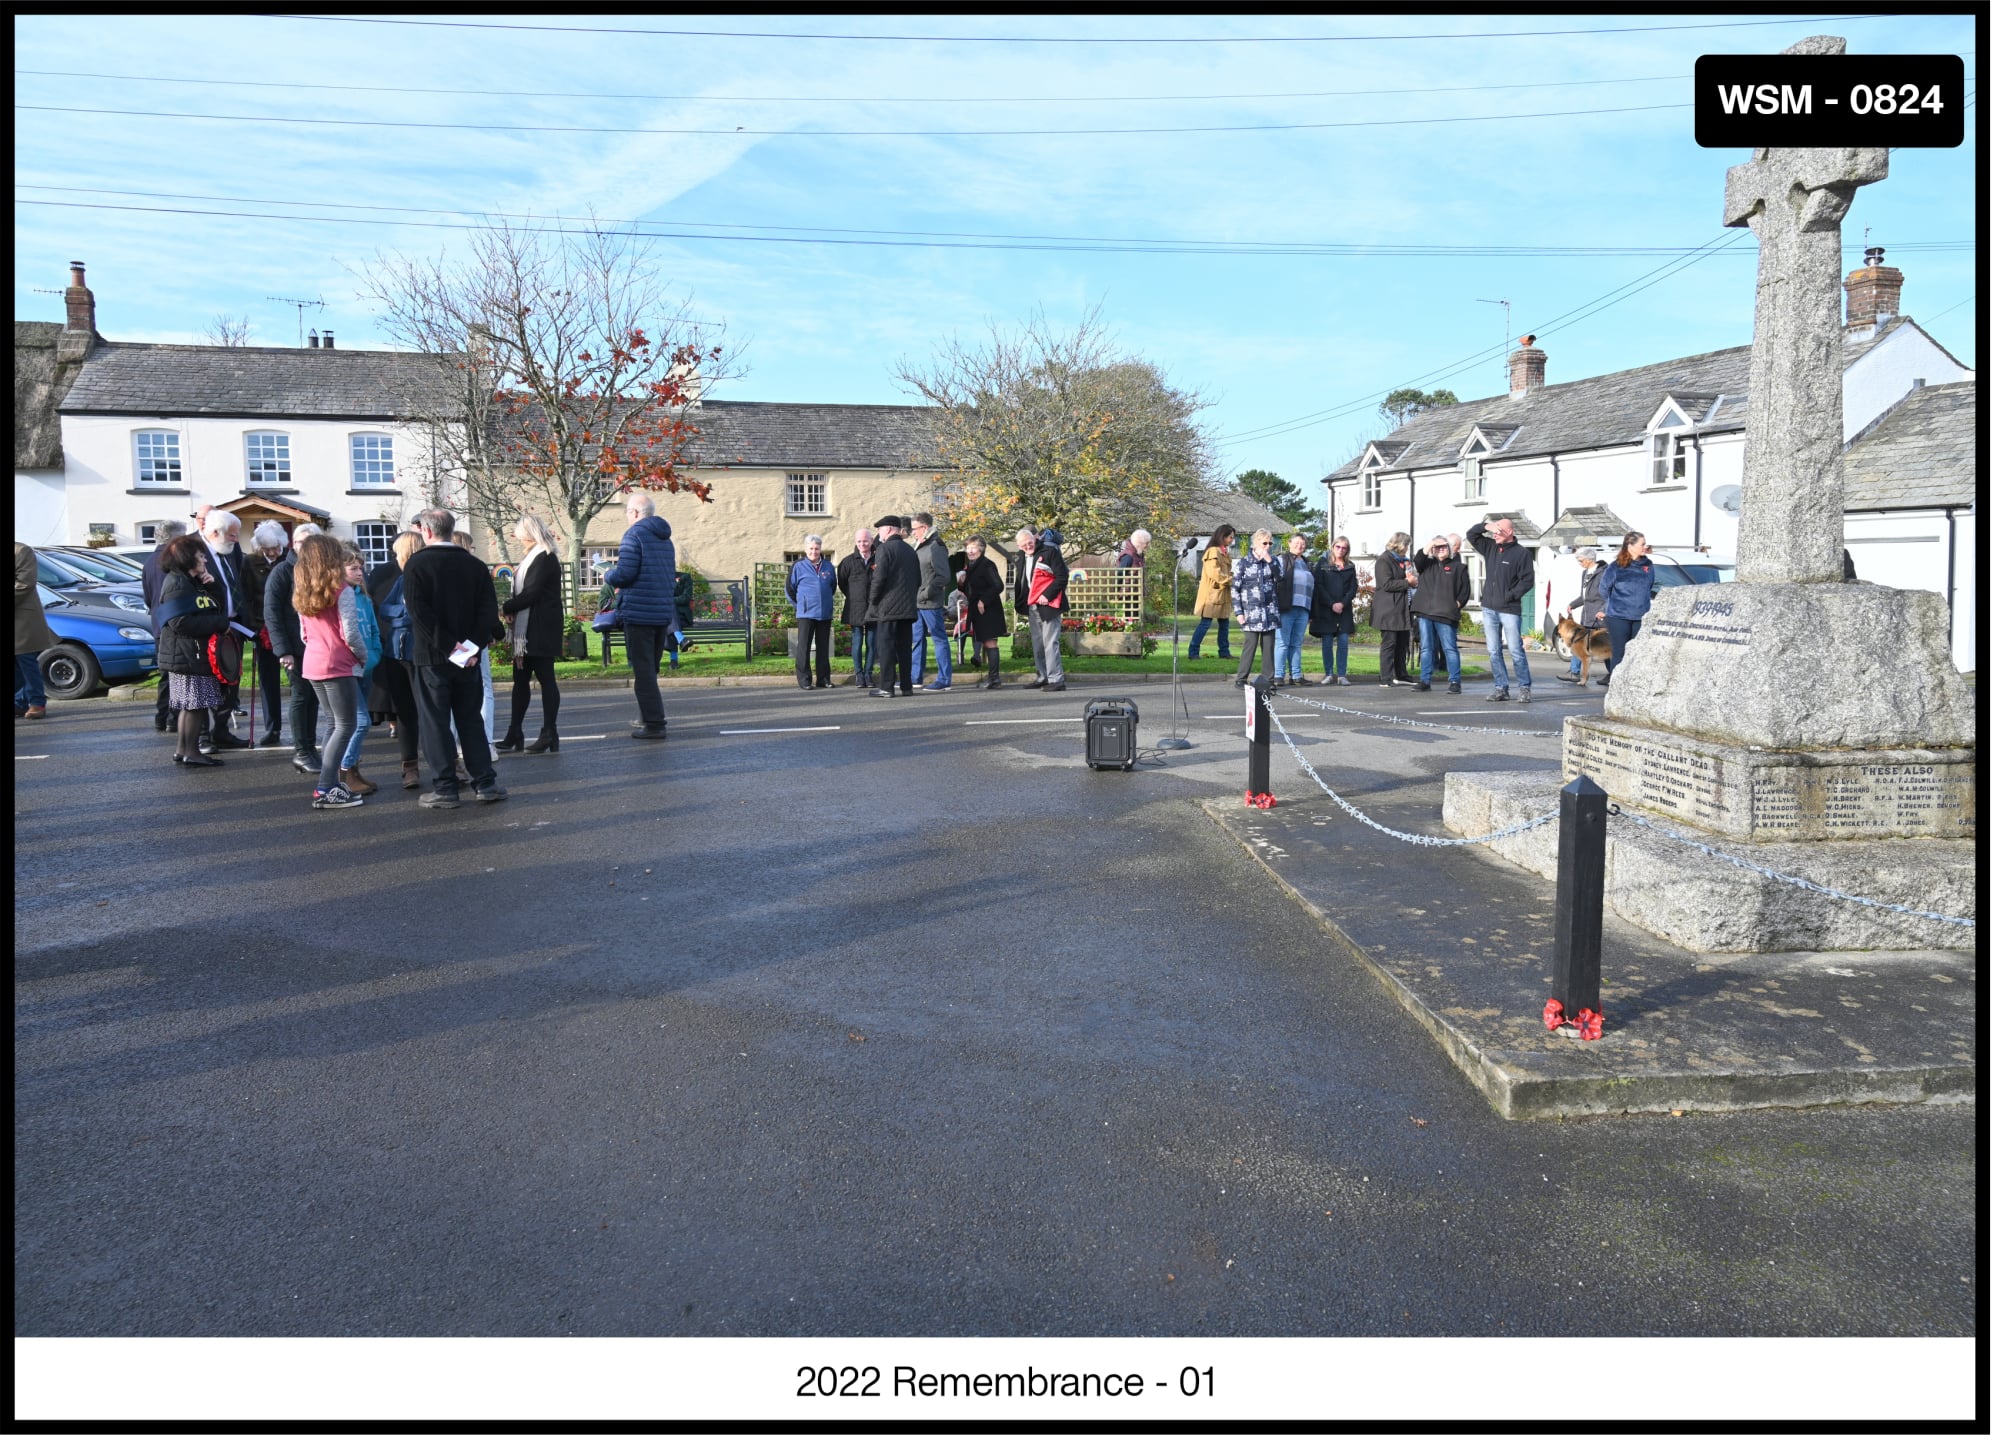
[[1610, 805, 1976, 928], [1262, 696, 1561, 848], [1274, 687, 1557, 738]]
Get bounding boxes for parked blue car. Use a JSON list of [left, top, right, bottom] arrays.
[[38, 585, 157, 699]]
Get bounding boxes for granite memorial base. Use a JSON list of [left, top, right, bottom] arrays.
[[1443, 769, 1975, 953], [1561, 716, 1976, 842]]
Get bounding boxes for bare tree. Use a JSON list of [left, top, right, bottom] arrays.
[[358, 217, 734, 581], [205, 314, 252, 347], [894, 307, 1215, 555]]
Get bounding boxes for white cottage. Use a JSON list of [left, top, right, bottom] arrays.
[[26, 265, 454, 570], [1321, 250, 1973, 663]]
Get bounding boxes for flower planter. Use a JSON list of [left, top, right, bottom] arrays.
[[561, 629, 590, 660], [1062, 632, 1143, 656]]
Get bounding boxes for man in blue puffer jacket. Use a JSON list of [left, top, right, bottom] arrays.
[[602, 492, 681, 738]]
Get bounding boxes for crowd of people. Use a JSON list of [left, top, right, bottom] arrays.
[[15, 494, 1664, 792]]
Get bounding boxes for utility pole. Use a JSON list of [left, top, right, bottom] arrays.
[[266, 295, 327, 348]]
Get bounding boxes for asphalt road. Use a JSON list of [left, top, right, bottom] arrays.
[[14, 677, 1976, 1337]]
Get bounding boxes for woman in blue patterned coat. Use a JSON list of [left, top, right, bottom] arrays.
[[1230, 529, 1281, 687]]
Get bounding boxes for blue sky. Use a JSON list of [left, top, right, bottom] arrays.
[[14, 11, 1979, 490]]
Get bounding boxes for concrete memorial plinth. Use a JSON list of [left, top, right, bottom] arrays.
[[1442, 35, 1977, 955]]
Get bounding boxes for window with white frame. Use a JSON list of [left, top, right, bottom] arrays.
[[138, 521, 162, 545], [1360, 465, 1383, 511], [134, 430, 182, 486], [1650, 432, 1689, 485], [1460, 432, 1493, 500], [245, 431, 291, 486], [785, 472, 828, 516], [353, 522, 397, 571], [350, 433, 396, 487]]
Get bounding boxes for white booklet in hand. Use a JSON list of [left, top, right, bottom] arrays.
[[448, 640, 480, 668]]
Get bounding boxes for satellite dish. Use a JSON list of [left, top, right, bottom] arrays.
[[1710, 484, 1743, 514]]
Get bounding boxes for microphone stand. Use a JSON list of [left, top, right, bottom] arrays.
[[1156, 537, 1198, 750]]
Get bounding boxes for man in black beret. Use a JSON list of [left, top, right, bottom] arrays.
[[866, 515, 920, 697]]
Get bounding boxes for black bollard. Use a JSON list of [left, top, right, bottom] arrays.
[[1549, 773, 1608, 1033], [1246, 675, 1272, 804]]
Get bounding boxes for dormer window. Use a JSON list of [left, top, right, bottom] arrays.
[[1360, 456, 1384, 511], [1649, 432, 1688, 485], [1646, 401, 1694, 486], [1459, 431, 1495, 500]]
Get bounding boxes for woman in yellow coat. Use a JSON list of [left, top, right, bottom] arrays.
[[1187, 524, 1236, 660]]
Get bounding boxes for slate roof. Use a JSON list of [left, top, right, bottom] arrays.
[[1180, 488, 1293, 536], [1324, 342, 1755, 482], [58, 342, 452, 420], [679, 399, 938, 470], [15, 321, 84, 468], [1842, 380, 1975, 511], [1538, 505, 1634, 549]]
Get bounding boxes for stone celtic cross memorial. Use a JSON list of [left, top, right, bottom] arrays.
[[1444, 36, 1976, 953]]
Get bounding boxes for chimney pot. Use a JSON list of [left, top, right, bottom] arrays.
[[323, 331, 335, 349], [1844, 248, 1903, 330], [309, 331, 320, 348], [1507, 339, 1546, 399], [58, 260, 97, 361]]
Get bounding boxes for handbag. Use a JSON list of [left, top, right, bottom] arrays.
[[592, 589, 622, 633]]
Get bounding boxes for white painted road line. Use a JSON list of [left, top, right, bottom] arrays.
[[16, 754, 49, 760], [964, 718, 1079, 726], [564, 734, 608, 741], [719, 726, 841, 735]]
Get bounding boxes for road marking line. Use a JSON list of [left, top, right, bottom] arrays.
[[563, 734, 608, 741], [16, 754, 49, 760], [964, 718, 1077, 725], [719, 725, 841, 734]]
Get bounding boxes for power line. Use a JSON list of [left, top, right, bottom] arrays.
[[20, 193, 1963, 263], [18, 98, 1694, 138], [253, 13, 1899, 43], [11, 66, 1699, 106], [1217, 232, 1754, 449]]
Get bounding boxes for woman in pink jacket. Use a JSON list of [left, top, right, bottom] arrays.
[[291, 534, 370, 810]]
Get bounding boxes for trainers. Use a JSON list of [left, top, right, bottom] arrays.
[[473, 784, 509, 803], [1557, 673, 1581, 685], [1448, 682, 1462, 694], [1487, 689, 1511, 702], [1044, 681, 1067, 692], [1335, 676, 1352, 686], [1594, 675, 1610, 686], [631, 726, 668, 739], [921, 681, 951, 691], [1414, 682, 1432, 692], [312, 785, 364, 810], [419, 790, 461, 810], [1517, 689, 1532, 703]]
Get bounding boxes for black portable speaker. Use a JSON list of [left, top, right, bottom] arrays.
[[1083, 697, 1138, 772]]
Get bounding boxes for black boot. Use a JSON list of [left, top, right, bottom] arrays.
[[525, 726, 559, 754], [494, 729, 526, 753], [983, 648, 1003, 689]]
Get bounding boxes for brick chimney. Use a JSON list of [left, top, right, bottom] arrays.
[[57, 260, 96, 363], [1844, 246, 1904, 331], [1507, 334, 1546, 398]]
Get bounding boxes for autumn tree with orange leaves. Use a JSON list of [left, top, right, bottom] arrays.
[[361, 218, 734, 591]]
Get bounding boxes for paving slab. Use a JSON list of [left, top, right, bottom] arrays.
[[1202, 793, 1976, 1120]]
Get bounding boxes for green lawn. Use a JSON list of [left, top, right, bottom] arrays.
[[127, 630, 1495, 689]]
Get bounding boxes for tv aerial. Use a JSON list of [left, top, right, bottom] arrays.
[[266, 294, 327, 347]]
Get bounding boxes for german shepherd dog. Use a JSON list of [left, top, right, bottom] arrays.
[[1555, 615, 1613, 683]]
